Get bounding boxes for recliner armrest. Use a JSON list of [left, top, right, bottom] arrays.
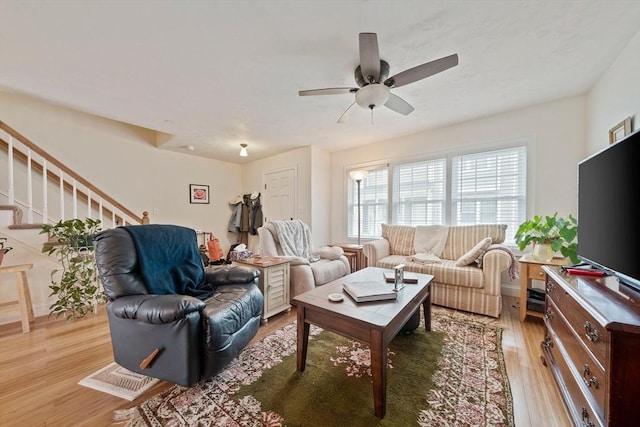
[[109, 294, 205, 324], [205, 265, 260, 285]]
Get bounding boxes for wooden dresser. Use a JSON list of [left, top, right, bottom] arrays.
[[542, 266, 640, 427]]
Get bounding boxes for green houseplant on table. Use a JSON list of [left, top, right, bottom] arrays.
[[514, 213, 579, 264], [40, 218, 106, 319]]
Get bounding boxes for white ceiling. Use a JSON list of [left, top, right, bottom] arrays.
[[2, 1, 639, 163]]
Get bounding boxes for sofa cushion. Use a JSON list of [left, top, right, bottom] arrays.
[[381, 224, 415, 256], [441, 224, 507, 260], [375, 256, 484, 289], [455, 237, 492, 266]]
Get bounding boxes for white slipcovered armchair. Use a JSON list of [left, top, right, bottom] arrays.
[[257, 220, 350, 298]]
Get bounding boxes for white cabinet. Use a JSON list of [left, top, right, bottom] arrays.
[[234, 258, 291, 324]]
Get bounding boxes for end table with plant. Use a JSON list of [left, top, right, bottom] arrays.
[[514, 212, 579, 264]]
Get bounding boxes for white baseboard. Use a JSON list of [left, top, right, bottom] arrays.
[[501, 283, 520, 297]]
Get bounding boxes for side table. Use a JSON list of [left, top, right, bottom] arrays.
[[233, 257, 291, 324], [332, 243, 367, 272], [0, 263, 35, 333], [518, 254, 567, 321]]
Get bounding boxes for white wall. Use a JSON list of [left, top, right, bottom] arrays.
[[329, 96, 587, 245], [586, 30, 640, 154], [0, 91, 243, 247], [310, 146, 331, 247]]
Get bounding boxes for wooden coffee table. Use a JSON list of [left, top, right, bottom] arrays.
[[291, 266, 433, 418]]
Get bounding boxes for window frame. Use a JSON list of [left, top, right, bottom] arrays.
[[345, 140, 529, 247]]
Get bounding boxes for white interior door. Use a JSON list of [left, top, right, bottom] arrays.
[[263, 167, 296, 222]]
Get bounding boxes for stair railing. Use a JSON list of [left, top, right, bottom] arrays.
[[0, 120, 148, 228]]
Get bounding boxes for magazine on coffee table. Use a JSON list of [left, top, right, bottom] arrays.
[[343, 281, 397, 303], [382, 271, 419, 284]]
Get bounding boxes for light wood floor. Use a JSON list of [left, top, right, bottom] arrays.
[[0, 296, 570, 426]]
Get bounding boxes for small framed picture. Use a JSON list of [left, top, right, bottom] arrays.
[[189, 184, 210, 204], [609, 117, 632, 144]]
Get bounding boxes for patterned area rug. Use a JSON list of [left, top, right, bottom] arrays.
[[115, 307, 514, 426], [78, 362, 160, 401]]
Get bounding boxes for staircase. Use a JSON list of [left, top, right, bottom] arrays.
[[0, 120, 148, 326]]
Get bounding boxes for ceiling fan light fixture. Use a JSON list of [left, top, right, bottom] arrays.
[[355, 83, 390, 110], [239, 143, 248, 157]]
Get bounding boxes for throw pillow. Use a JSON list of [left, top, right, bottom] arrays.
[[455, 237, 492, 266]]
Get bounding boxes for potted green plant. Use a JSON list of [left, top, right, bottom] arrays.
[[40, 218, 106, 319], [514, 213, 579, 263]]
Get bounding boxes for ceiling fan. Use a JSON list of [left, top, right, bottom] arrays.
[[299, 32, 459, 123]]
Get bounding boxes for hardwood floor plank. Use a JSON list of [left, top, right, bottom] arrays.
[[0, 297, 570, 426]]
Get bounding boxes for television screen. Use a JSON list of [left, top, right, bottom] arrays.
[[577, 128, 640, 291]]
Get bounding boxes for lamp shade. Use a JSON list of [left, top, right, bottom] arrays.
[[355, 84, 390, 109], [349, 170, 368, 182], [239, 144, 248, 157]]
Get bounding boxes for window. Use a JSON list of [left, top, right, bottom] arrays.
[[348, 167, 388, 240], [392, 159, 446, 226], [451, 147, 526, 245], [347, 145, 527, 245]]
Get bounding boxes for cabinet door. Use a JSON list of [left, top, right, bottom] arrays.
[[264, 264, 290, 318]]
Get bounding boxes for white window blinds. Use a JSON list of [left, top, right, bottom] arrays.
[[451, 146, 526, 245], [392, 159, 446, 226], [348, 167, 388, 239]]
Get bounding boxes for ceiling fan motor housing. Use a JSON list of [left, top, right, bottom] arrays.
[[355, 60, 390, 86]]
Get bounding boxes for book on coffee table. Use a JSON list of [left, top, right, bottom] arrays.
[[343, 281, 397, 303], [382, 271, 419, 284]]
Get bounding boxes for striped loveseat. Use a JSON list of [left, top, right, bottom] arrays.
[[363, 224, 518, 317]]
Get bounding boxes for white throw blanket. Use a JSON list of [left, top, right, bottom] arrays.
[[271, 220, 311, 258], [413, 225, 449, 256], [407, 252, 442, 264]]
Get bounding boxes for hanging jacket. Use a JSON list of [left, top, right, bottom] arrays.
[[250, 197, 263, 235], [228, 202, 242, 233]]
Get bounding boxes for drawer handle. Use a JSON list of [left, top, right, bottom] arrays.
[[584, 321, 600, 343], [541, 335, 553, 349], [544, 309, 554, 321], [545, 281, 554, 293], [581, 407, 595, 427], [582, 364, 600, 389]]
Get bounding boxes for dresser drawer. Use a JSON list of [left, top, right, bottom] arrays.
[[546, 279, 608, 364], [543, 330, 604, 427], [546, 299, 605, 415]]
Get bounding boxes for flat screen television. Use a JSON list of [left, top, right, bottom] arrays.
[[577, 127, 640, 292]]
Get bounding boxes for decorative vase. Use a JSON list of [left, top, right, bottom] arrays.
[[533, 243, 554, 262]]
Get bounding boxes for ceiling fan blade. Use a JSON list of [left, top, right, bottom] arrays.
[[337, 101, 357, 124], [384, 93, 415, 116], [384, 53, 458, 88], [359, 33, 380, 83], [299, 88, 357, 96]]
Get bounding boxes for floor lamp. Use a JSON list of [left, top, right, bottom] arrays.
[[349, 170, 368, 246]]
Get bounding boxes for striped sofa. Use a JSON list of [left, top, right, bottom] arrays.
[[363, 224, 517, 318]]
